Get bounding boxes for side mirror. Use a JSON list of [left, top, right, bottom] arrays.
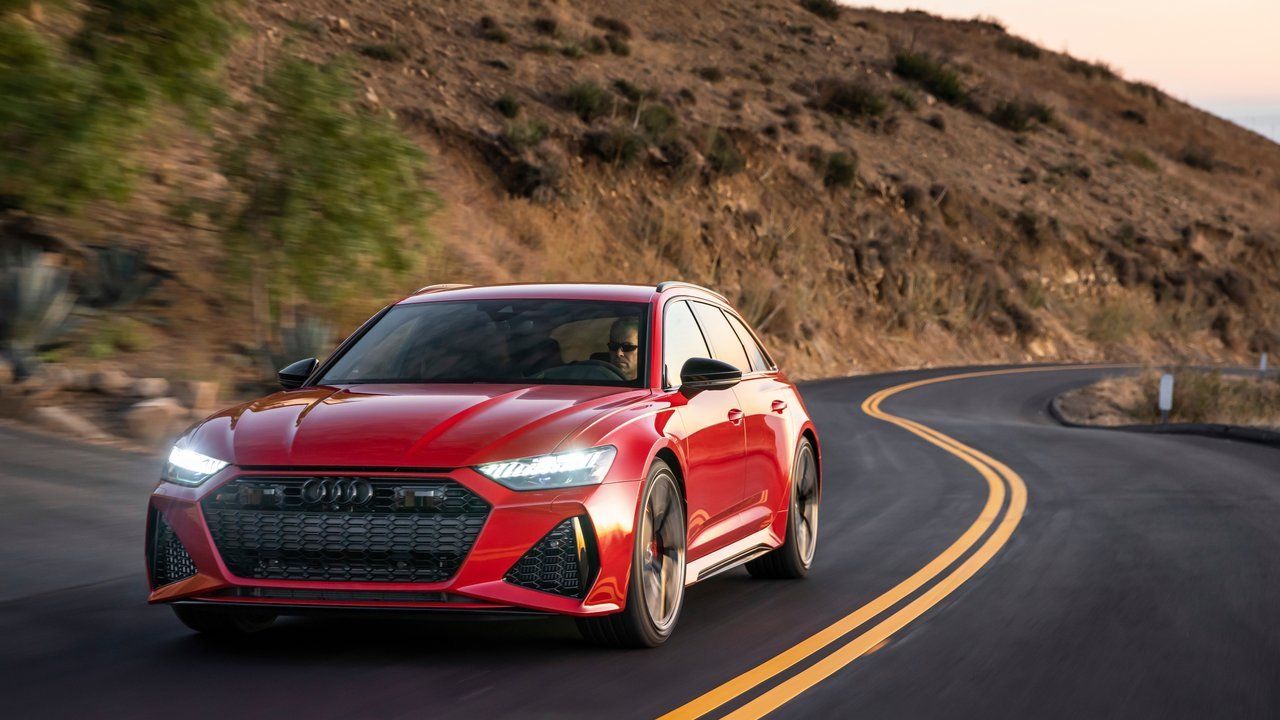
[[679, 357, 741, 394], [278, 358, 317, 389]]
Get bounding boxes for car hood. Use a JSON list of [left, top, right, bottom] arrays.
[[187, 384, 649, 469]]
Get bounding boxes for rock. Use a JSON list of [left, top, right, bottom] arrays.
[[0, 357, 13, 386], [174, 380, 219, 413], [33, 406, 110, 441], [123, 398, 186, 446], [132, 377, 170, 399], [91, 368, 132, 395], [326, 15, 350, 33]]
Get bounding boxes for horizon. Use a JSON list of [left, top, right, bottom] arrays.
[[856, 1, 1280, 143]]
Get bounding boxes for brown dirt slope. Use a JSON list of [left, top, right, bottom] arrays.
[[13, 0, 1280, 382]]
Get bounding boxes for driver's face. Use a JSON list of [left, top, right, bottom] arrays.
[[609, 327, 639, 380]]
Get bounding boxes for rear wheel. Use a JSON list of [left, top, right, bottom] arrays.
[[171, 605, 276, 635], [747, 439, 819, 579], [577, 460, 686, 648]]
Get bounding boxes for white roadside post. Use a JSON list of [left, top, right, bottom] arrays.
[[1261, 352, 1269, 380], [1158, 373, 1174, 424]]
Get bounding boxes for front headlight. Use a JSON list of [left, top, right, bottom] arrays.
[[476, 446, 617, 491], [162, 446, 229, 486]]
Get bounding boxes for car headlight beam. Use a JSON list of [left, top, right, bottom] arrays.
[[162, 447, 229, 487], [476, 446, 617, 491]]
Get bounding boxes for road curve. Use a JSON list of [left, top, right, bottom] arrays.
[[1, 365, 1278, 719]]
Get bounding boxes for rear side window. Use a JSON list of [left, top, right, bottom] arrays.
[[689, 301, 751, 372], [662, 300, 711, 387], [724, 312, 773, 372]]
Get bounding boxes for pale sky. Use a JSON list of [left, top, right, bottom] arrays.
[[855, 1, 1280, 141]]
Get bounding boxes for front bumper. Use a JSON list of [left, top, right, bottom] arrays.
[[146, 466, 643, 616]]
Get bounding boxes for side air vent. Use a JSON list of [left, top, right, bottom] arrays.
[[148, 509, 198, 589], [504, 516, 598, 598]]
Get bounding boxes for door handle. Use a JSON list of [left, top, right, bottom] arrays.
[[771, 400, 788, 413], [727, 409, 744, 425]]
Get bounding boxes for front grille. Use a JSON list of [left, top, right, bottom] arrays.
[[202, 476, 490, 583], [505, 516, 597, 597], [149, 509, 198, 588]]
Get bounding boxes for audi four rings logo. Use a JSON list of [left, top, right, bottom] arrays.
[[300, 478, 374, 505]]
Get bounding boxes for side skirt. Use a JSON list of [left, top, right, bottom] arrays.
[[685, 528, 777, 584]]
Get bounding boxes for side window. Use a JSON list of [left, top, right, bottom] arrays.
[[663, 300, 710, 387], [689, 301, 751, 372], [724, 312, 772, 372]]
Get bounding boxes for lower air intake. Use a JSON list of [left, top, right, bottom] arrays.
[[149, 509, 198, 588], [504, 516, 597, 598]]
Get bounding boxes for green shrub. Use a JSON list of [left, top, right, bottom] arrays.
[[1120, 147, 1158, 171], [0, 0, 235, 212], [889, 87, 918, 110], [358, 43, 409, 62], [585, 127, 646, 166], [814, 77, 886, 118], [221, 58, 438, 305], [1179, 144, 1215, 171], [505, 118, 550, 147], [995, 36, 1040, 59], [823, 152, 857, 188], [584, 35, 608, 55], [591, 16, 632, 39], [559, 43, 585, 59], [800, 0, 840, 20], [605, 33, 630, 56], [612, 78, 647, 102], [532, 17, 558, 36], [705, 129, 744, 175], [565, 81, 613, 122], [696, 66, 725, 82], [990, 99, 1053, 132], [494, 93, 521, 118], [893, 52, 965, 105], [638, 103, 678, 139], [477, 16, 510, 43], [1063, 56, 1116, 80]]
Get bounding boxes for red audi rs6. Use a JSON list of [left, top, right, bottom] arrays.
[[146, 282, 820, 646]]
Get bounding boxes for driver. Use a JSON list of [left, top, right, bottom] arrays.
[[607, 317, 640, 381]]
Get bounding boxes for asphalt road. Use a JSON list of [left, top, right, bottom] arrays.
[[2, 365, 1278, 719]]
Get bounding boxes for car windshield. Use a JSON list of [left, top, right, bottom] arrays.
[[319, 299, 649, 388]]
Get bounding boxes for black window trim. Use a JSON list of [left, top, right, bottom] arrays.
[[660, 294, 778, 389], [660, 297, 712, 390]]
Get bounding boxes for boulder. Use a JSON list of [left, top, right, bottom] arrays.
[[0, 357, 14, 386], [33, 406, 110, 441], [91, 368, 132, 396], [42, 364, 74, 391], [123, 398, 186, 446], [174, 380, 220, 413], [132, 377, 170, 399]]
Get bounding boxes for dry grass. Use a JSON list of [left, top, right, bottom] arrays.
[[1059, 370, 1280, 429]]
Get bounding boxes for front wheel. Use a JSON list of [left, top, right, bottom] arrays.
[[747, 438, 819, 579], [577, 460, 686, 648], [171, 605, 276, 635]]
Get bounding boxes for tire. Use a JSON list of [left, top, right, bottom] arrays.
[[171, 605, 277, 635], [577, 460, 686, 648], [747, 438, 819, 579]]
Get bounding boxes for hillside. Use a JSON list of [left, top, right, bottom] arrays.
[[3, 0, 1279, 408]]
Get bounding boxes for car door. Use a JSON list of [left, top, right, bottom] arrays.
[[687, 302, 782, 537], [662, 299, 748, 562], [722, 309, 793, 525]]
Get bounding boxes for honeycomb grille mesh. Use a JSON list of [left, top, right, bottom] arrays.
[[504, 517, 591, 597], [150, 511, 198, 588], [202, 477, 490, 583]]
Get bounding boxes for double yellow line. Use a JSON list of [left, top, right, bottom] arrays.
[[659, 366, 1078, 720]]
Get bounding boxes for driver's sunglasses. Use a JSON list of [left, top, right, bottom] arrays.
[[608, 341, 639, 353]]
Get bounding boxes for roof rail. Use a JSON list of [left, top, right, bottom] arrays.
[[412, 283, 472, 295], [654, 281, 729, 302]]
